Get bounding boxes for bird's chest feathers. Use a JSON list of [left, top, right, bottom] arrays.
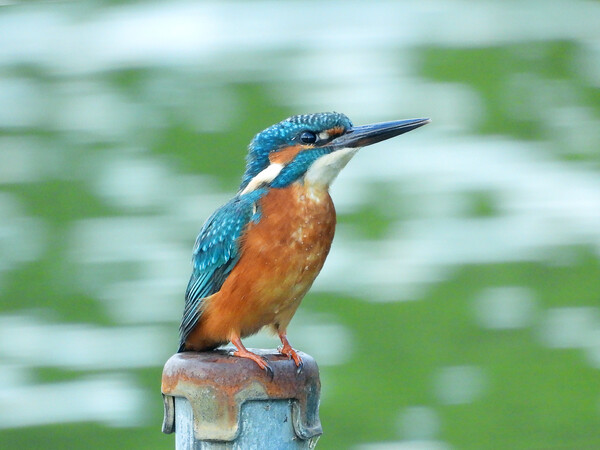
[[244, 183, 336, 301], [257, 183, 335, 254]]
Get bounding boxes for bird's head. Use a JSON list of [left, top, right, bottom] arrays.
[[239, 112, 429, 194]]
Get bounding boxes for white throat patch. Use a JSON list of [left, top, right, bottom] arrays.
[[304, 147, 360, 187], [240, 163, 283, 195]]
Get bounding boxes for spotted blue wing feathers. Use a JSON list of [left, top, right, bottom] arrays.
[[178, 188, 267, 351]]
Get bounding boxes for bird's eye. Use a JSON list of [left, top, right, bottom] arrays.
[[299, 131, 317, 144]]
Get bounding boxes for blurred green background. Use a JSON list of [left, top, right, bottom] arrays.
[[1, 1, 600, 449]]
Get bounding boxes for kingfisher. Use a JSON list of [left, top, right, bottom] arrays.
[[179, 112, 429, 374]]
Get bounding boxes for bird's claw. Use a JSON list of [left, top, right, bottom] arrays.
[[231, 349, 273, 379], [278, 345, 304, 373], [264, 362, 274, 380], [257, 354, 274, 379]]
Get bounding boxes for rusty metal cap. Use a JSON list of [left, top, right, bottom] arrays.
[[161, 349, 322, 442]]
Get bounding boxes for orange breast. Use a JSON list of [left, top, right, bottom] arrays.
[[186, 182, 336, 349]]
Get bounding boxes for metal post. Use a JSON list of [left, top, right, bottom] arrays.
[[161, 349, 322, 449]]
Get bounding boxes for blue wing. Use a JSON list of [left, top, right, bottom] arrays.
[[178, 188, 267, 351]]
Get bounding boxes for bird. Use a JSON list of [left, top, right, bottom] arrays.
[[179, 112, 429, 374]]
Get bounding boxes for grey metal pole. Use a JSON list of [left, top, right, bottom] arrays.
[[161, 348, 322, 449]]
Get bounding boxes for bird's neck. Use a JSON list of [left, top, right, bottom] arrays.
[[240, 147, 359, 197], [260, 180, 335, 220], [296, 179, 331, 205], [303, 147, 359, 187], [239, 163, 283, 196]]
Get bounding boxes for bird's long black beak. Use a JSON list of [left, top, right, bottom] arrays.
[[330, 118, 430, 150]]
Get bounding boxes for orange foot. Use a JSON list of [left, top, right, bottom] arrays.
[[230, 333, 273, 379], [278, 332, 303, 373]]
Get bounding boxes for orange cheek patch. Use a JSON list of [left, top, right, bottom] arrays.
[[269, 145, 304, 164], [326, 126, 345, 138]]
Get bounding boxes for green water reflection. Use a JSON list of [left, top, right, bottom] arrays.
[[1, 1, 600, 449]]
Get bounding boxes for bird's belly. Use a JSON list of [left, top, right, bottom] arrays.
[[201, 183, 336, 340]]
